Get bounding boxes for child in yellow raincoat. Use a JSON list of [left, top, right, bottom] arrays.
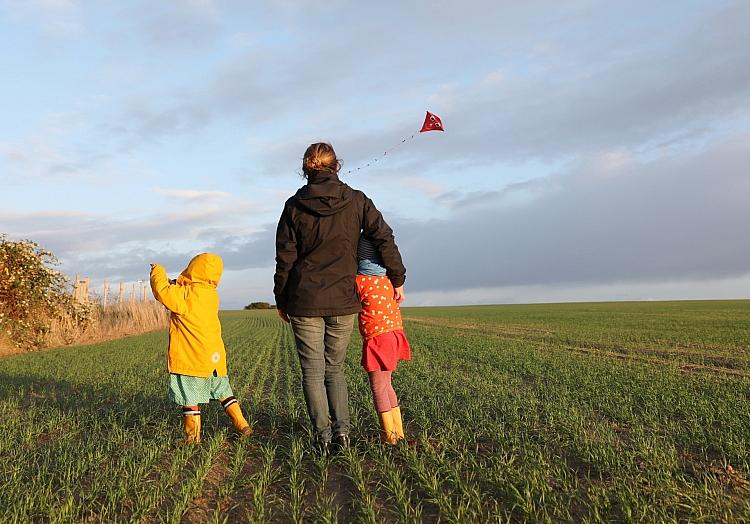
[[150, 253, 252, 443]]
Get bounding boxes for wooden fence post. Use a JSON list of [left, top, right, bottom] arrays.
[[103, 280, 109, 309], [119, 283, 124, 304], [73, 275, 90, 303]]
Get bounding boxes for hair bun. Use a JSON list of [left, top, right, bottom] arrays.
[[303, 142, 341, 177]]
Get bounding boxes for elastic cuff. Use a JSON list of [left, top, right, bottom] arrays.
[[221, 396, 238, 409]]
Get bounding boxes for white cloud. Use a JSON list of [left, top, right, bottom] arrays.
[[1, 0, 83, 38], [152, 187, 230, 201], [398, 176, 444, 197], [128, 0, 222, 48], [480, 70, 506, 88], [0, 111, 116, 180]]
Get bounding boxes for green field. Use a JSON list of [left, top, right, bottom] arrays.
[[1, 301, 749, 523]]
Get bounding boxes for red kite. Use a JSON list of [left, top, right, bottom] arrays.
[[420, 111, 444, 132], [346, 111, 445, 173]]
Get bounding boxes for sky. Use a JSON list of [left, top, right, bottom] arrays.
[[1, 0, 749, 309]]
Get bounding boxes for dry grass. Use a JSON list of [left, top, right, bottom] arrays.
[[0, 332, 16, 357], [46, 301, 169, 349]]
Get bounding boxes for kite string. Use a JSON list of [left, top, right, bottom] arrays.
[[345, 134, 417, 174]]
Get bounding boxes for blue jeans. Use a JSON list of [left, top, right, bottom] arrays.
[[289, 314, 356, 441], [357, 258, 387, 277]]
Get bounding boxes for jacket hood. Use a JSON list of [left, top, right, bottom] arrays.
[[294, 170, 353, 217], [177, 253, 223, 287]]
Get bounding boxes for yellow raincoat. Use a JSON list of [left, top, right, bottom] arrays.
[[150, 253, 227, 378]]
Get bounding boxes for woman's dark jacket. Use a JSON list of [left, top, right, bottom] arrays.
[[274, 170, 406, 317]]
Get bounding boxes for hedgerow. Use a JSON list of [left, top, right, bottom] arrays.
[[0, 235, 90, 350]]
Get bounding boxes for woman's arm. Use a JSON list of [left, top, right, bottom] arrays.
[[361, 196, 406, 288], [273, 203, 297, 315]]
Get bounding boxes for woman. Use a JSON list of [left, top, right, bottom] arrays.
[[274, 142, 405, 454]]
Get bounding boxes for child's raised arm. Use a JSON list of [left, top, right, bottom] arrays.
[[150, 264, 189, 315]]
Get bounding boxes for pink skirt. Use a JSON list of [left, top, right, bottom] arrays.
[[361, 329, 412, 372]]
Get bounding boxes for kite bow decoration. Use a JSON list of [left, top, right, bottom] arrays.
[[346, 110, 444, 174]]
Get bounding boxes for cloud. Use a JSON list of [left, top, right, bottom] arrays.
[[16, 132, 747, 303], [309, 1, 750, 175], [152, 187, 230, 201], [91, 2, 593, 152], [395, 134, 750, 292], [57, 226, 276, 284], [11, 1, 747, 183], [435, 177, 557, 210], [0, 139, 110, 180], [0, 0, 83, 38], [0, 199, 275, 283], [128, 0, 222, 48], [0, 199, 256, 257], [0, 111, 128, 181], [430, 1, 750, 165], [397, 176, 445, 197], [4, 1, 750, 308]]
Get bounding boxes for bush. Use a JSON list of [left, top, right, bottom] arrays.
[[0, 235, 90, 350], [244, 301, 274, 310]]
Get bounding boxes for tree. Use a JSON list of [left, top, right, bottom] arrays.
[[244, 301, 273, 310]]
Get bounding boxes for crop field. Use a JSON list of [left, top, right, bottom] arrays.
[[0, 301, 749, 523]]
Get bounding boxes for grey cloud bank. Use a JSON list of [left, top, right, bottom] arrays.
[[10, 132, 748, 307], [397, 135, 750, 293]]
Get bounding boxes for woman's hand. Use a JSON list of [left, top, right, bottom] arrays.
[[393, 285, 405, 304], [277, 309, 290, 323]]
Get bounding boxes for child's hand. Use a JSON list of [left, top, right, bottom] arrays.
[[394, 285, 405, 304]]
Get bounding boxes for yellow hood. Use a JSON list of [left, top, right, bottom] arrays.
[[177, 253, 223, 287]]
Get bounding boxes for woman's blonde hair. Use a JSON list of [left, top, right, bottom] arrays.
[[302, 142, 341, 177]]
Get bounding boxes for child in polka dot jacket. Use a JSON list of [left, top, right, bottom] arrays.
[[150, 253, 252, 444], [356, 236, 412, 444]]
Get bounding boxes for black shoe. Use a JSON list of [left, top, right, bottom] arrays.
[[332, 433, 350, 452], [313, 436, 332, 456]]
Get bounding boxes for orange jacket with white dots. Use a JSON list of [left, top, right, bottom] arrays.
[[355, 274, 404, 340]]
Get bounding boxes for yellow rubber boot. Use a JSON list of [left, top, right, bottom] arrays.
[[182, 407, 201, 444], [221, 397, 253, 437], [378, 410, 399, 445], [391, 406, 405, 441]]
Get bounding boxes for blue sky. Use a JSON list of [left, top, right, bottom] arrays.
[[2, 0, 749, 308]]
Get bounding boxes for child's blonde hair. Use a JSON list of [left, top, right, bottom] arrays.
[[302, 142, 341, 177]]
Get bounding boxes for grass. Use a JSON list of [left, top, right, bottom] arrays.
[[0, 301, 748, 522]]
